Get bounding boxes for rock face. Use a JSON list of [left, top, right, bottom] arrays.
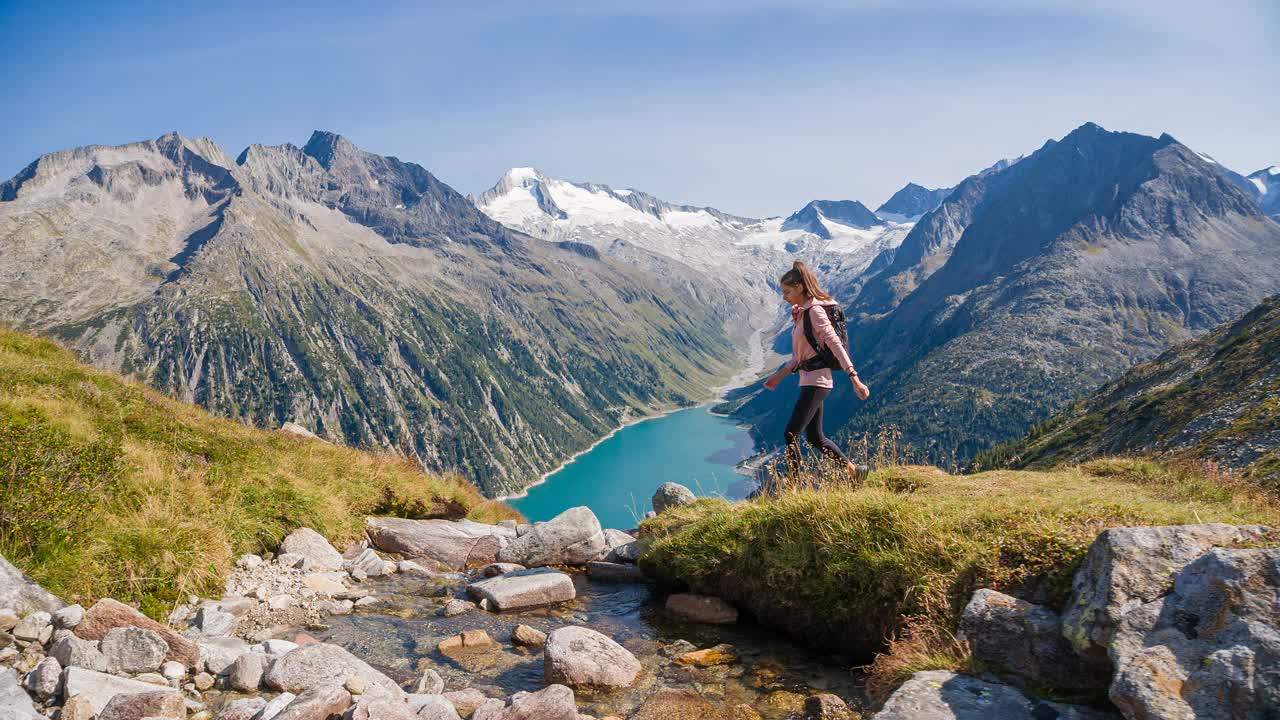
[[496, 507, 606, 567], [278, 528, 344, 571], [543, 626, 641, 690], [666, 594, 738, 624], [1107, 547, 1280, 718], [75, 598, 200, 668], [1061, 523, 1272, 662], [468, 569, 576, 611], [873, 671, 1117, 720], [264, 642, 403, 698], [0, 554, 65, 615], [959, 589, 1103, 691], [365, 517, 514, 570], [652, 483, 697, 514]]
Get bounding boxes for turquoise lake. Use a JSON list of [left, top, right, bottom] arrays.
[[509, 405, 758, 529]]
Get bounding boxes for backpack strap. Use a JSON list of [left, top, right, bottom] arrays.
[[800, 305, 824, 354]]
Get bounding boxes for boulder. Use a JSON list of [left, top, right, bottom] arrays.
[[803, 694, 854, 720], [228, 652, 267, 691], [444, 688, 489, 717], [22, 656, 61, 700], [344, 549, 394, 577], [193, 606, 239, 637], [543, 626, 640, 690], [213, 697, 267, 720], [597, 530, 637, 562], [76, 599, 200, 669], [259, 692, 297, 720], [0, 668, 40, 720], [586, 561, 645, 583], [194, 672, 215, 690], [1106, 547, 1280, 718], [1060, 523, 1271, 662], [467, 569, 576, 611], [958, 589, 1104, 691], [263, 642, 403, 698], [0, 609, 17, 632], [12, 610, 51, 642], [53, 604, 85, 630], [160, 660, 185, 680], [510, 624, 547, 649], [101, 626, 168, 674], [59, 695, 97, 720], [872, 671, 1118, 720], [665, 594, 737, 624], [364, 518, 514, 570], [198, 637, 250, 675], [651, 483, 696, 514], [606, 540, 642, 564], [304, 572, 348, 596], [61, 667, 173, 714], [437, 630, 492, 655], [413, 668, 444, 695], [346, 697, 419, 720], [278, 528, 344, 572], [439, 599, 476, 617], [97, 689, 185, 720], [272, 683, 353, 720], [0, 554, 65, 615], [50, 635, 108, 672], [495, 507, 606, 567], [478, 685, 577, 720], [406, 694, 462, 720], [261, 638, 299, 655]]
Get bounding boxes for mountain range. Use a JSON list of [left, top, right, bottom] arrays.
[[0, 131, 742, 497]]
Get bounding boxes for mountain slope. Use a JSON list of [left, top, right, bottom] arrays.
[[0, 132, 740, 496], [1246, 165, 1280, 218], [980, 295, 1280, 489], [728, 123, 1280, 464]]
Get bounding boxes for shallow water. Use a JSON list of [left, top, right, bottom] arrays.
[[300, 570, 866, 718], [510, 405, 758, 529]]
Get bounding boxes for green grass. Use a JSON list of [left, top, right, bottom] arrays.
[[638, 459, 1280, 661], [0, 327, 519, 618]]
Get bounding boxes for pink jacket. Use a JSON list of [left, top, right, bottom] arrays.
[[784, 299, 855, 388]]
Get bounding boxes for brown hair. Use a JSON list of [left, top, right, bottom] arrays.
[[779, 260, 832, 301]]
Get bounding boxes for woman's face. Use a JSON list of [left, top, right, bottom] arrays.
[[781, 281, 806, 306]]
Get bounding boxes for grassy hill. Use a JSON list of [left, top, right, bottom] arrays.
[[0, 327, 517, 618]]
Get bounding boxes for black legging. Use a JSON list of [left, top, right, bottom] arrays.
[[784, 386, 852, 470]]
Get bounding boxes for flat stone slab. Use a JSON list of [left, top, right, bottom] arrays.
[[467, 569, 575, 611], [62, 667, 173, 715], [365, 518, 514, 570]]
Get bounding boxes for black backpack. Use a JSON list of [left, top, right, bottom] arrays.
[[798, 303, 849, 372]]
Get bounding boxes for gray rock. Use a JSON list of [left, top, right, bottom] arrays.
[[159, 660, 185, 680], [396, 560, 431, 575], [263, 642, 403, 698], [651, 483, 696, 514], [476, 563, 525, 578], [213, 697, 267, 720], [258, 692, 297, 720], [606, 541, 642, 564], [597, 529, 636, 562], [236, 554, 264, 570], [467, 569, 576, 611], [197, 637, 249, 675], [276, 553, 306, 569], [271, 683, 353, 720], [261, 639, 299, 656], [228, 652, 267, 692], [97, 688, 185, 720], [22, 656, 60, 700], [477, 685, 577, 720], [365, 518, 513, 570], [665, 594, 737, 624], [75, 599, 200, 669], [469, 699, 505, 720], [102, 626, 168, 674], [194, 671, 214, 690], [61, 666, 172, 714], [12, 611, 51, 643], [1060, 523, 1271, 662], [278, 528, 344, 572], [959, 589, 1104, 691], [0, 555, 65, 616], [344, 549, 394, 577], [53, 604, 84, 630], [1107, 547, 1280, 719], [439, 600, 476, 618], [193, 607, 239, 637], [412, 668, 444, 695], [495, 507, 606, 567], [586, 561, 645, 583], [59, 695, 96, 720], [0, 668, 40, 720], [872, 671, 1117, 720], [406, 694, 461, 720], [543, 626, 640, 690], [50, 635, 108, 672], [134, 671, 169, 685]]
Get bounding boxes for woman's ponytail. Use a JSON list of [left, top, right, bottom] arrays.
[[779, 260, 833, 301]]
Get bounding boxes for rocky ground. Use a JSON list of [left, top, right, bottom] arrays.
[[2, 482, 1276, 720]]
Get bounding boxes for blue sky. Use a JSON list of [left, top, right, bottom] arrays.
[[2, 1, 1277, 217]]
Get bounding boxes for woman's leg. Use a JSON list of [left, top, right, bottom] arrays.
[[783, 386, 824, 475], [802, 389, 854, 465]]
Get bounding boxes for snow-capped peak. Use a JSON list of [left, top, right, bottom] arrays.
[[503, 166, 541, 185], [1268, 166, 1280, 176]]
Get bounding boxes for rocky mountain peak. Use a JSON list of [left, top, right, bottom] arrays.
[[782, 199, 881, 239], [302, 130, 359, 169]]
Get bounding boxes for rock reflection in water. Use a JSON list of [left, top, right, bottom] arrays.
[[294, 570, 865, 718]]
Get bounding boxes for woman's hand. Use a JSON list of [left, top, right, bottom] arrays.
[[851, 374, 870, 401], [763, 371, 784, 391]]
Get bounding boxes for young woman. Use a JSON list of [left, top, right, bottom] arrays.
[[763, 261, 871, 481]]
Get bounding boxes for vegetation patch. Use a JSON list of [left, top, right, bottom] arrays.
[[0, 328, 518, 618]]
